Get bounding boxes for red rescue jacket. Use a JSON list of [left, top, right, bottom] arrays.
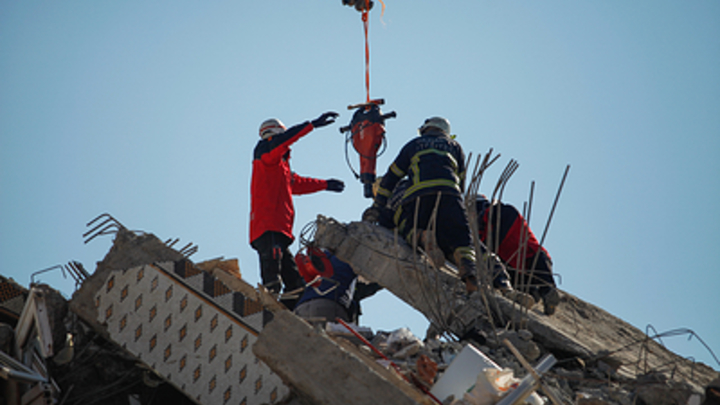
[[476, 200, 551, 270], [250, 122, 328, 243]]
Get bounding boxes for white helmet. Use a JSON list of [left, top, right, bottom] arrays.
[[419, 116, 451, 136], [259, 118, 286, 139]]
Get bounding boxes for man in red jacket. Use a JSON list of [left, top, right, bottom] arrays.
[[250, 111, 345, 305]]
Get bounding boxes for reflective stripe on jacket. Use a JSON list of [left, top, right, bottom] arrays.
[[375, 131, 466, 207]]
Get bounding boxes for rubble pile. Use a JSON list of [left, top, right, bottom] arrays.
[[1, 220, 718, 405], [311, 215, 719, 405], [332, 325, 703, 405]]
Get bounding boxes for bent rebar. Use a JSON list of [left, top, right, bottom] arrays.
[[83, 213, 126, 244], [31, 264, 66, 285]]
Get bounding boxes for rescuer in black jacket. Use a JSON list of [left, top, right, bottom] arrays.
[[363, 117, 512, 294]]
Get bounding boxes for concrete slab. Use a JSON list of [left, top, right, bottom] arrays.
[[312, 215, 719, 392], [253, 310, 435, 405], [70, 229, 289, 405]]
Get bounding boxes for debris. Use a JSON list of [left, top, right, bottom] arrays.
[[1, 219, 718, 405], [633, 372, 699, 405], [386, 327, 423, 355], [0, 275, 28, 323], [69, 228, 289, 405], [0, 349, 48, 384], [462, 368, 527, 405], [428, 343, 545, 405], [254, 310, 434, 405], [491, 330, 540, 362], [313, 215, 718, 385], [432, 344, 499, 402], [416, 355, 438, 387], [326, 321, 373, 339]]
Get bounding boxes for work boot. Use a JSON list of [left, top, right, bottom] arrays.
[[483, 252, 513, 293], [421, 229, 445, 268], [455, 255, 479, 295], [541, 288, 560, 316], [503, 290, 536, 309], [462, 274, 479, 294], [493, 276, 512, 294]]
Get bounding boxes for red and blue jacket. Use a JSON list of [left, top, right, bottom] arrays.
[[250, 122, 328, 243], [296, 250, 382, 321], [475, 197, 552, 270]]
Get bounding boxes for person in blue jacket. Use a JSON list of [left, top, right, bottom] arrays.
[[362, 117, 513, 294], [293, 248, 381, 324]]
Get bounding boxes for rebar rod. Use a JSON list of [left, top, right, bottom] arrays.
[[498, 340, 561, 405], [539, 164, 570, 246], [30, 264, 66, 285]]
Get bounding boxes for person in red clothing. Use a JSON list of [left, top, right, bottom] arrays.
[[250, 111, 345, 304], [475, 194, 560, 315]]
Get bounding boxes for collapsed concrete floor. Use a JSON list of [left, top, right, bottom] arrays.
[[1, 217, 718, 405]]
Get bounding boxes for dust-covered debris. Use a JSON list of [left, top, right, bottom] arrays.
[[1, 220, 718, 405]]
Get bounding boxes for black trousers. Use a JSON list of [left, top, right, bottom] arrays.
[[250, 231, 304, 294], [507, 250, 555, 296], [397, 193, 475, 262]]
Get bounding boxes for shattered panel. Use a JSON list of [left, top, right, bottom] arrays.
[[92, 261, 288, 405], [0, 276, 28, 322]]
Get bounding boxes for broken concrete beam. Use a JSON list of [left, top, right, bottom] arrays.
[[312, 216, 719, 392], [312, 216, 589, 354], [253, 310, 435, 405], [313, 215, 474, 335], [72, 260, 288, 405], [70, 229, 291, 405], [71, 228, 186, 326], [497, 286, 719, 391]]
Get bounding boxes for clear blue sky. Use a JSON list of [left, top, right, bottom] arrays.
[[1, 1, 718, 370]]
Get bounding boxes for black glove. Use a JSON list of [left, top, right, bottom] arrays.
[[311, 112, 339, 128], [326, 179, 345, 192], [362, 206, 381, 223]]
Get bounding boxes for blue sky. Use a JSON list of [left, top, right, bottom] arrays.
[[1, 1, 718, 370]]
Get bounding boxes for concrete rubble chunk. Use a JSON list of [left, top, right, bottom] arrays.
[[3, 221, 718, 405], [70, 228, 186, 328], [0, 276, 28, 323], [253, 310, 435, 405], [312, 215, 719, 394], [68, 228, 290, 405]]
